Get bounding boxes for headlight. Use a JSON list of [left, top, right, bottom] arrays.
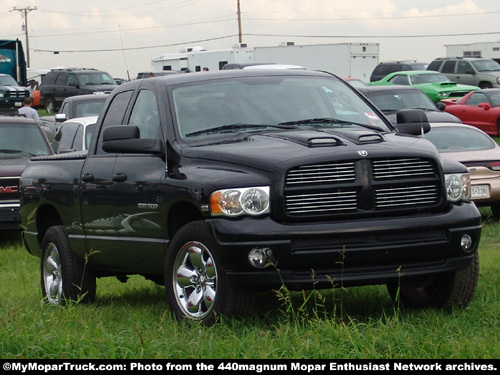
[[210, 186, 270, 216], [496, 77, 500, 85], [445, 173, 470, 202], [0, 93, 4, 98], [437, 92, 448, 98]]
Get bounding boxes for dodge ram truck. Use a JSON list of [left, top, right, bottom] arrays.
[[19, 69, 482, 325]]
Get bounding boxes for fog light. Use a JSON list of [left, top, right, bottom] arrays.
[[460, 234, 473, 253], [248, 247, 275, 268]]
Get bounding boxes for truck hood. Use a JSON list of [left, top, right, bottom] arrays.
[[181, 129, 438, 172], [0, 156, 29, 177]]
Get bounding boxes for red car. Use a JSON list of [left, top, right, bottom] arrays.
[[443, 88, 500, 136]]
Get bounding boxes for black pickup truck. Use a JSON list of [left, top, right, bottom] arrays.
[[20, 69, 481, 324]]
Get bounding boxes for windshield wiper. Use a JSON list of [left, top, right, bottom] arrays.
[[185, 123, 294, 137], [279, 117, 385, 131], [0, 149, 36, 156]]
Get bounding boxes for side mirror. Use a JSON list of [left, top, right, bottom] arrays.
[[102, 125, 163, 154], [435, 102, 446, 111], [478, 102, 491, 110], [55, 114, 67, 123], [393, 109, 431, 136]]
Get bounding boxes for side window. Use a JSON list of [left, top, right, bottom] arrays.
[[55, 73, 68, 85], [457, 61, 472, 74], [129, 90, 160, 139], [442, 61, 456, 73], [58, 122, 79, 152], [466, 93, 488, 106], [389, 75, 409, 85], [67, 74, 77, 86], [60, 102, 70, 117], [427, 61, 442, 71], [96, 90, 134, 154], [73, 125, 84, 151]]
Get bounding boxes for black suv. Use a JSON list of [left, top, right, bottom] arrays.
[[39, 68, 117, 113], [370, 60, 428, 82]]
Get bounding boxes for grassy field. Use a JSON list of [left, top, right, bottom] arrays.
[[0, 207, 499, 359]]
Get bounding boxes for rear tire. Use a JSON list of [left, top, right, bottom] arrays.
[[41, 226, 96, 305], [45, 97, 55, 113], [164, 221, 255, 325], [387, 252, 479, 309], [491, 203, 500, 219]]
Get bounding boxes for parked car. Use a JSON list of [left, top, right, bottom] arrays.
[[0, 116, 53, 231], [0, 74, 30, 114], [424, 122, 500, 218], [369, 60, 428, 82], [358, 85, 462, 124], [38, 93, 108, 132], [52, 116, 97, 153], [369, 70, 480, 103], [427, 57, 500, 89], [39, 68, 117, 113], [441, 88, 500, 136]]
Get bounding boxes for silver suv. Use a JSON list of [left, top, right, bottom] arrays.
[[427, 57, 500, 89]]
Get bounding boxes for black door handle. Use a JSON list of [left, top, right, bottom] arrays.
[[81, 173, 94, 182], [112, 173, 127, 182]]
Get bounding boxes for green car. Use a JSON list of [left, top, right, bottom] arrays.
[[368, 70, 479, 103]]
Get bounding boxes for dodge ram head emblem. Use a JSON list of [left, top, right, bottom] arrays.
[[357, 150, 368, 157]]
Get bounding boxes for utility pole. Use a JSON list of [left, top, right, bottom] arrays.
[[11, 6, 37, 68], [237, 0, 242, 44]]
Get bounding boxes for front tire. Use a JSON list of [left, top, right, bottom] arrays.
[[164, 221, 255, 325], [387, 253, 479, 309], [44, 97, 55, 113], [41, 226, 96, 305]]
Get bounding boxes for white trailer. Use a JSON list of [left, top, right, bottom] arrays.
[[254, 42, 379, 81], [445, 42, 500, 64], [152, 45, 254, 73], [151, 42, 379, 81]]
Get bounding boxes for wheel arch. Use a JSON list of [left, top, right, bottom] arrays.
[[36, 204, 63, 246], [167, 201, 205, 241]]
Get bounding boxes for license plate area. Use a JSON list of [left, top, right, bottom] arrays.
[[471, 184, 489, 198]]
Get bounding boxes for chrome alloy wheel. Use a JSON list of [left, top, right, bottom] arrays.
[[173, 241, 217, 320], [43, 243, 63, 304]]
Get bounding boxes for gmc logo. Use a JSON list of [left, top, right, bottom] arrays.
[[0, 186, 18, 194]]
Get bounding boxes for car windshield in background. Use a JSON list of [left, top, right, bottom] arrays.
[[413, 73, 451, 84], [0, 123, 52, 156], [471, 59, 500, 72], [366, 90, 437, 113], [172, 76, 390, 140], [75, 100, 106, 117], [77, 72, 116, 85], [425, 126, 496, 153], [0, 75, 19, 86]]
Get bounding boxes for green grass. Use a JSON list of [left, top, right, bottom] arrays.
[[1, 209, 499, 359]]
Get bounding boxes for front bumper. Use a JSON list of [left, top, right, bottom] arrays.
[[206, 203, 481, 290], [0, 202, 21, 231]]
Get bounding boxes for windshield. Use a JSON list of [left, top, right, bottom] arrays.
[[366, 90, 437, 113], [0, 75, 19, 86], [0, 123, 52, 156], [413, 73, 451, 84], [425, 126, 495, 152], [78, 72, 116, 86], [471, 59, 500, 72], [172, 76, 390, 140]]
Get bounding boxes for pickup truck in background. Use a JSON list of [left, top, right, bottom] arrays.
[[19, 69, 481, 325]]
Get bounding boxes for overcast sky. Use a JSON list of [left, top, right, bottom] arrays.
[[1, 0, 499, 79]]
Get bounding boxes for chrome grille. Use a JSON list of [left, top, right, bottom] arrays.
[[373, 159, 435, 180], [284, 158, 441, 217], [286, 162, 355, 186], [375, 185, 439, 208], [286, 191, 357, 214]]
